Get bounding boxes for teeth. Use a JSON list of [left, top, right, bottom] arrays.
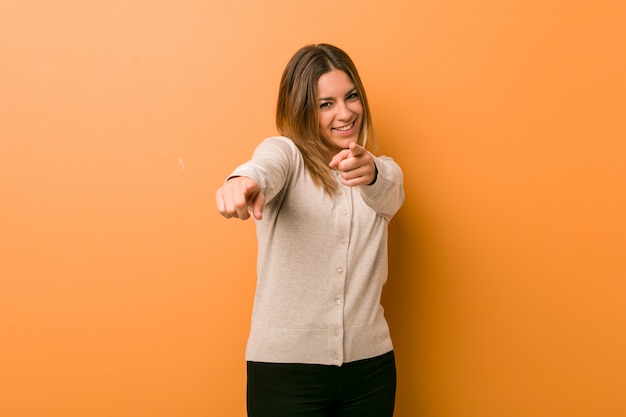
[[334, 123, 353, 131]]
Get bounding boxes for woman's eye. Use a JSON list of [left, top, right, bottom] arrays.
[[347, 93, 359, 100], [319, 102, 331, 109]]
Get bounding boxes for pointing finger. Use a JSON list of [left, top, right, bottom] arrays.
[[348, 142, 365, 157]]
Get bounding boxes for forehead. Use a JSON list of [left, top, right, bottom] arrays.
[[317, 69, 355, 96]]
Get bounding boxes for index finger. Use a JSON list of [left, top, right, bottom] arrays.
[[348, 142, 367, 157]]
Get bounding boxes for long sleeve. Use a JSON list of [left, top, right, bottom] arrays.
[[359, 155, 405, 221], [227, 136, 296, 204]]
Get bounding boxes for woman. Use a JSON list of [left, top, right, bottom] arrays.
[[216, 43, 404, 417]]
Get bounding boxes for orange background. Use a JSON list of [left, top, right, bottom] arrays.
[[2, 1, 625, 416]]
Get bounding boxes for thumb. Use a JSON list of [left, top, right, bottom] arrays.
[[329, 149, 351, 169], [244, 181, 264, 220], [250, 190, 265, 220]]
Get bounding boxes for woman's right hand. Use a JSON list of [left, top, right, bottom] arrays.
[[215, 176, 265, 220]]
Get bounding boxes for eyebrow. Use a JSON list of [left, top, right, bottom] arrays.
[[318, 88, 358, 102]]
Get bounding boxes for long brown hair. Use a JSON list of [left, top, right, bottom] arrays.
[[276, 44, 376, 194]]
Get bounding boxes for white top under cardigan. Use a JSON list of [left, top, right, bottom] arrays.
[[229, 136, 404, 366]]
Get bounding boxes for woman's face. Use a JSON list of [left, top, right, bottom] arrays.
[[316, 69, 364, 158]]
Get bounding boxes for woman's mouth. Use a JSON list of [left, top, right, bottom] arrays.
[[332, 121, 355, 134]]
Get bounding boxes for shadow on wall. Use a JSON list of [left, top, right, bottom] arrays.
[[382, 190, 445, 415]]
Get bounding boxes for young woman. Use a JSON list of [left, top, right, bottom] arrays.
[[216, 43, 404, 417]]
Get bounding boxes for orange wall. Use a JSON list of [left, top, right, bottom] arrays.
[[1, 1, 625, 416]]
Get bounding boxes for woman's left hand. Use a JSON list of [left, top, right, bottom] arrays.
[[329, 142, 377, 187]]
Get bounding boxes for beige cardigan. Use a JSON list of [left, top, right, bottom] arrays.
[[229, 136, 404, 366]]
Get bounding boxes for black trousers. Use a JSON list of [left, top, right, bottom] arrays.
[[247, 351, 396, 417]]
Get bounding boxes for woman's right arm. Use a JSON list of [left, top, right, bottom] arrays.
[[215, 176, 265, 220], [215, 137, 295, 221]]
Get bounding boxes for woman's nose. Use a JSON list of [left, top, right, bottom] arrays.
[[335, 101, 351, 120]]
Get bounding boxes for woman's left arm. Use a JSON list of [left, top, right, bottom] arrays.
[[359, 155, 405, 220]]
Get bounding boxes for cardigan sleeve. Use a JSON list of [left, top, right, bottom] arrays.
[[358, 155, 405, 221], [227, 136, 296, 204]]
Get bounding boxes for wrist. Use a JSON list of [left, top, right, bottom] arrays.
[[368, 164, 378, 185]]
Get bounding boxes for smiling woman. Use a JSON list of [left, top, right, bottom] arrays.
[[215, 44, 405, 417]]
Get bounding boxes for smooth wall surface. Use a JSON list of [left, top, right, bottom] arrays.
[[2, 1, 625, 416]]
